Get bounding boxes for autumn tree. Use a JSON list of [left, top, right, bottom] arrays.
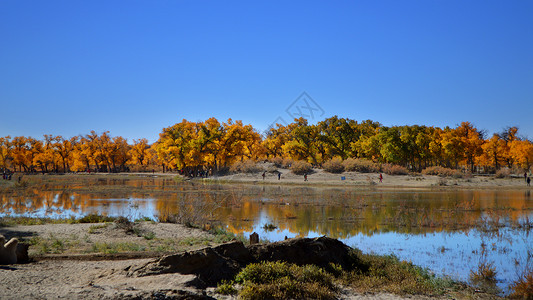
[[11, 136, 34, 172], [510, 139, 533, 170], [480, 134, 506, 171], [154, 119, 200, 171], [0, 136, 12, 170], [263, 123, 289, 158], [129, 138, 153, 167], [455, 122, 484, 172], [33, 135, 55, 173], [53, 136, 77, 173], [317, 116, 358, 160], [282, 118, 320, 164], [499, 126, 519, 168]]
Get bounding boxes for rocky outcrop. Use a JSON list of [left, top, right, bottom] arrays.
[[248, 235, 355, 270], [127, 240, 253, 286], [0, 235, 18, 265], [127, 236, 359, 287], [16, 242, 30, 263]]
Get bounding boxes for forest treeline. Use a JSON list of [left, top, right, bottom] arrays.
[[1, 116, 532, 174]]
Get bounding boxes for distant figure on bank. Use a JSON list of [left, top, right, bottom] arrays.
[[262, 171, 266, 180], [525, 172, 528, 183], [379, 173, 383, 183], [304, 173, 308, 181], [278, 172, 281, 180], [528, 177, 531, 186]]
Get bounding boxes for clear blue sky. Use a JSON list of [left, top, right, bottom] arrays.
[[1, 1, 532, 143]]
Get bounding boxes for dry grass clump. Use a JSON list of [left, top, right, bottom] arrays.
[[345, 251, 447, 295], [230, 160, 264, 174], [268, 157, 283, 168], [382, 164, 409, 175], [216, 248, 458, 299], [495, 167, 511, 178], [233, 261, 336, 300], [422, 166, 462, 178], [282, 158, 294, 168], [266, 157, 294, 168], [342, 158, 380, 173], [157, 194, 220, 228], [290, 160, 313, 175], [509, 269, 533, 299], [469, 260, 498, 293], [323, 157, 345, 174]]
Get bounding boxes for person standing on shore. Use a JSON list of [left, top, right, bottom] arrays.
[[278, 172, 281, 180], [304, 173, 308, 181], [525, 172, 528, 183], [528, 177, 531, 186], [379, 173, 383, 183], [262, 171, 266, 180]]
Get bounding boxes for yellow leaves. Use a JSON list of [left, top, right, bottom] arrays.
[[510, 140, 533, 169], [129, 138, 153, 166], [153, 118, 263, 171], [0, 118, 532, 174]]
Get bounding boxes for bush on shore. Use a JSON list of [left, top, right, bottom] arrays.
[[282, 158, 294, 169], [495, 167, 511, 178], [290, 161, 313, 175], [230, 160, 264, 174], [268, 157, 283, 168], [382, 164, 409, 175], [422, 166, 463, 178], [323, 158, 345, 174], [509, 269, 533, 299], [217, 247, 461, 299], [342, 158, 380, 173], [234, 261, 336, 300]]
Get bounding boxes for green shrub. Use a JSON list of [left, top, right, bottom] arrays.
[[216, 280, 238, 295], [342, 158, 380, 173], [323, 158, 345, 173], [290, 160, 313, 175], [78, 213, 116, 223], [346, 252, 442, 295], [235, 261, 336, 300]]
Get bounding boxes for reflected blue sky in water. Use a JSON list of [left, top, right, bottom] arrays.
[[2, 184, 532, 294]]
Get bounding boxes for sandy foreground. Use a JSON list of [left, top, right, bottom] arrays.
[[0, 222, 450, 300]]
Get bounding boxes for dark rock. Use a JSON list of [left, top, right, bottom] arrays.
[[128, 241, 249, 287], [127, 237, 361, 287], [16, 243, 30, 263], [248, 236, 357, 271], [249, 232, 259, 245], [104, 289, 215, 300]]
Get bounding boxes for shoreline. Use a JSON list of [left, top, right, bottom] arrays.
[[0, 221, 502, 300], [27, 169, 531, 190]]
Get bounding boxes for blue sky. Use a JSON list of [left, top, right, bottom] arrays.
[[1, 1, 532, 143]]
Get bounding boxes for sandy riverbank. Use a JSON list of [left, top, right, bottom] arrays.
[[198, 167, 531, 190]]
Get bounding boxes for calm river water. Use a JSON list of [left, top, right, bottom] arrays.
[[1, 177, 532, 293]]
